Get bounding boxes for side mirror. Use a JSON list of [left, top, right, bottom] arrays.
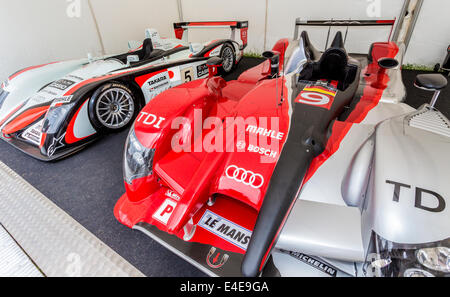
[[378, 58, 399, 69], [206, 57, 223, 78], [372, 58, 400, 89], [263, 51, 280, 76], [127, 55, 139, 65]]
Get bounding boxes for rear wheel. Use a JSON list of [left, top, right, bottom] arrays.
[[88, 83, 138, 132], [220, 43, 236, 74]]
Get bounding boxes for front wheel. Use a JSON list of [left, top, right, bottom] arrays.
[[88, 82, 138, 132], [220, 43, 236, 74]]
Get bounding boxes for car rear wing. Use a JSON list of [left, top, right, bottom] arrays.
[[294, 19, 396, 49], [173, 21, 249, 49]]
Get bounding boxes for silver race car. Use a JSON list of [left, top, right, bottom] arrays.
[[260, 19, 449, 278]]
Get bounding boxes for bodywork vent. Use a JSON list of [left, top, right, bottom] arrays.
[[408, 109, 450, 138]]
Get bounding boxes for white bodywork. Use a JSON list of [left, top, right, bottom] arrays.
[[1, 28, 241, 152]]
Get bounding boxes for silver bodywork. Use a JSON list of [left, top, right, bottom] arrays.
[[272, 42, 450, 277]]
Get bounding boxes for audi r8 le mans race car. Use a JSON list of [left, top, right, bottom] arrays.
[[114, 19, 449, 277], [0, 21, 248, 161]]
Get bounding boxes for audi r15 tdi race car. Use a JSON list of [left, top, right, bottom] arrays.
[[0, 21, 248, 161], [114, 19, 449, 277]]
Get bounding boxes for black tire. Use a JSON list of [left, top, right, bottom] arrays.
[[88, 82, 138, 133], [219, 43, 236, 74]]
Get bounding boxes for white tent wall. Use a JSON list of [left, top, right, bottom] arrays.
[[89, 0, 180, 55], [403, 0, 450, 66], [0, 0, 448, 81], [0, 0, 102, 81]]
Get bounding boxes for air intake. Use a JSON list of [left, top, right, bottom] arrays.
[[408, 109, 450, 138]]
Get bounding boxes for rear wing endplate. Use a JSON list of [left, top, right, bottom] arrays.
[[173, 21, 249, 49]]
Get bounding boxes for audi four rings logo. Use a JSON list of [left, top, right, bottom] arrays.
[[225, 165, 264, 189]]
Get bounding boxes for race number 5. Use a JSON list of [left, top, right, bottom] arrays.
[[181, 67, 194, 83]]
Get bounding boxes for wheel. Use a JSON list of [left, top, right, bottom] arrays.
[[444, 70, 450, 76], [434, 63, 441, 73], [88, 82, 138, 132], [220, 43, 236, 74]]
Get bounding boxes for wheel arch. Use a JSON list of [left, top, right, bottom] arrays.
[[85, 79, 141, 132], [114, 78, 146, 110]]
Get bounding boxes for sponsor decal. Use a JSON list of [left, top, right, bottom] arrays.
[[136, 112, 166, 128], [295, 84, 337, 109], [225, 165, 264, 189], [41, 90, 58, 96], [165, 189, 180, 201], [236, 141, 246, 150], [246, 125, 284, 141], [29, 95, 49, 105], [206, 247, 229, 269], [47, 133, 66, 157], [247, 144, 277, 159], [283, 250, 337, 277], [66, 75, 84, 82], [21, 119, 44, 146], [49, 79, 76, 91], [199, 210, 252, 250], [236, 141, 277, 159], [386, 180, 446, 213], [196, 64, 209, 78], [152, 199, 177, 225], [147, 73, 169, 89], [142, 71, 171, 100], [51, 96, 73, 107]]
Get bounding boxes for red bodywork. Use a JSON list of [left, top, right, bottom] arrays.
[[115, 41, 399, 257]]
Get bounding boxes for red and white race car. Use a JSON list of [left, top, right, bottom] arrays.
[[114, 19, 450, 277], [0, 21, 248, 160]]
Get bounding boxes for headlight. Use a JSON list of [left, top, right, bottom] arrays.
[[1, 80, 9, 89], [123, 127, 154, 184], [364, 232, 449, 277], [42, 103, 75, 134], [416, 247, 450, 273], [403, 268, 434, 277], [0, 86, 9, 110]]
